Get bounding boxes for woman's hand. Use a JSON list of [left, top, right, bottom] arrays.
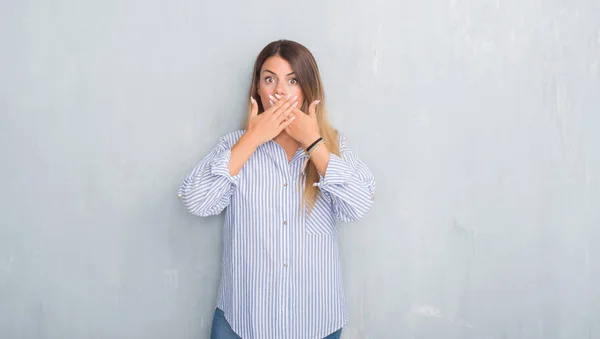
[[271, 94, 321, 149], [245, 95, 297, 146]]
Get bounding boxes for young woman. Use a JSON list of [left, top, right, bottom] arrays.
[[178, 40, 375, 339]]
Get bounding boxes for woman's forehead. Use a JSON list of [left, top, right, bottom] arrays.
[[261, 56, 294, 74]]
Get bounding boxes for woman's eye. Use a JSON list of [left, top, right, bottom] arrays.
[[289, 78, 298, 85], [265, 77, 274, 84]]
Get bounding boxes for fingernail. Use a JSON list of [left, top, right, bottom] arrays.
[[292, 95, 298, 100], [292, 102, 298, 107], [269, 100, 274, 105], [269, 94, 276, 101], [315, 100, 321, 105], [275, 94, 281, 99]]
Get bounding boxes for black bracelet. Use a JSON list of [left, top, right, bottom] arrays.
[[306, 137, 323, 153]]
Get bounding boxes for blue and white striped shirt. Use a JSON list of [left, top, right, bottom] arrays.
[[178, 130, 375, 339]]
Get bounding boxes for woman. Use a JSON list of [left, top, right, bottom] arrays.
[[178, 40, 375, 339]]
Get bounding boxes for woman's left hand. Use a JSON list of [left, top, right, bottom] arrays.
[[271, 94, 321, 148]]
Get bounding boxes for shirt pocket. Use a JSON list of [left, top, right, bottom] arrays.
[[304, 194, 337, 235]]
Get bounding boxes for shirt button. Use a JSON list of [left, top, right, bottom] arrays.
[[283, 183, 288, 187], [283, 221, 287, 225], [283, 263, 288, 267]]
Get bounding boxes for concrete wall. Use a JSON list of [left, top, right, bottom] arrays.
[[1, 0, 599, 338]]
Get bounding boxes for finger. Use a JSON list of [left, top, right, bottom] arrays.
[[249, 96, 258, 117], [280, 113, 294, 124], [277, 94, 296, 106], [273, 96, 298, 117], [277, 102, 298, 123], [308, 100, 320, 117], [268, 94, 281, 108], [265, 94, 291, 114], [277, 115, 296, 133], [292, 108, 305, 116], [275, 93, 291, 102]]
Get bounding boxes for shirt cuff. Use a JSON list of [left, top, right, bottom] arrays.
[[210, 149, 242, 185], [313, 153, 352, 187]]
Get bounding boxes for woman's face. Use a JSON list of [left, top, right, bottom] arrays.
[[257, 55, 304, 111]]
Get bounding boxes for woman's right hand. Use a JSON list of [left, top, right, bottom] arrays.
[[245, 95, 298, 146]]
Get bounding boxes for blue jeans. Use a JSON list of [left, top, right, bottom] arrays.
[[210, 308, 343, 339]]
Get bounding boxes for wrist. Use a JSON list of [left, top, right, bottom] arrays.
[[302, 135, 322, 150], [241, 130, 262, 149]]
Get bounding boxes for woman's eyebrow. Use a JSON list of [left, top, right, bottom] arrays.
[[262, 70, 296, 76]]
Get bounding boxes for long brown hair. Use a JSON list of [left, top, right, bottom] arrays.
[[246, 40, 340, 211]]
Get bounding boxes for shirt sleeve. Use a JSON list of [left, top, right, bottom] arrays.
[[177, 134, 242, 217], [313, 134, 376, 223]]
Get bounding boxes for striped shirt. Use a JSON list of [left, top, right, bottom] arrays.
[[178, 130, 375, 339]]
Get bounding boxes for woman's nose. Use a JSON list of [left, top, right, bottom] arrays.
[[275, 84, 286, 97]]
